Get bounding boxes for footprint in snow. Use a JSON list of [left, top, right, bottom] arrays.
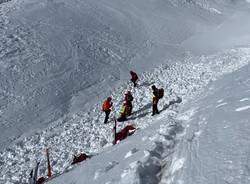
[[94, 161, 119, 180], [124, 148, 139, 159], [105, 161, 119, 172], [121, 161, 140, 178]]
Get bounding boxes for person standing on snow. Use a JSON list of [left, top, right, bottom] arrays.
[[130, 71, 138, 87], [102, 97, 113, 124], [117, 101, 128, 122], [125, 91, 133, 116], [151, 85, 160, 116]]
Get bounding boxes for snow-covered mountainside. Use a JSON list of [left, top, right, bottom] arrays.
[[46, 50, 250, 184], [45, 66, 250, 184], [0, 0, 238, 151], [2, 47, 250, 183], [170, 61, 250, 184], [0, 0, 250, 183]]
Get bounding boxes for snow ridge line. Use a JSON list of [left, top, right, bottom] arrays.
[[1, 48, 250, 183]]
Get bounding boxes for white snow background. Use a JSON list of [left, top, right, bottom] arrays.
[[0, 0, 250, 183]]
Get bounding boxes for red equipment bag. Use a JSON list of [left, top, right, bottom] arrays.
[[71, 153, 89, 165], [113, 125, 136, 144], [158, 88, 164, 99]]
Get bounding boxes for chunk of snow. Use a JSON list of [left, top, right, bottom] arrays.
[[218, 99, 224, 103], [171, 157, 185, 174], [216, 102, 228, 108], [209, 8, 222, 14], [235, 106, 250, 112], [240, 98, 249, 102]]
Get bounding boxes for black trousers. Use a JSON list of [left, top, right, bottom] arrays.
[[130, 79, 137, 87], [104, 109, 111, 124], [152, 103, 159, 115], [128, 102, 133, 115]]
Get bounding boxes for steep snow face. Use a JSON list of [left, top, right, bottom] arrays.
[[182, 4, 250, 54], [0, 0, 228, 151], [1, 47, 250, 184], [46, 113, 185, 184], [166, 64, 250, 184], [1, 0, 250, 183], [44, 51, 250, 184], [0, 0, 148, 150]]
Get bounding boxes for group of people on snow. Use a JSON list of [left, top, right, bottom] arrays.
[[102, 71, 164, 124], [29, 70, 164, 184]]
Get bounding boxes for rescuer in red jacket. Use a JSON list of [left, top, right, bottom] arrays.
[[102, 97, 113, 124]]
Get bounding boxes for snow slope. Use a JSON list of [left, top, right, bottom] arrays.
[[1, 47, 250, 183], [167, 63, 250, 184], [46, 51, 250, 184], [1, 0, 250, 183], [0, 0, 238, 152], [47, 107, 184, 184], [182, 7, 250, 54]]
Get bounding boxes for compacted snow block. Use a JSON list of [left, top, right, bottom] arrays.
[[113, 125, 136, 144], [71, 153, 90, 165]]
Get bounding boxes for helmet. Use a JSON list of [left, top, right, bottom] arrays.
[[125, 91, 131, 95], [107, 97, 112, 101], [151, 85, 156, 90]]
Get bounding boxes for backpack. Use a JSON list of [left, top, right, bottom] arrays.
[[158, 88, 164, 99], [102, 100, 111, 111], [128, 94, 133, 102]]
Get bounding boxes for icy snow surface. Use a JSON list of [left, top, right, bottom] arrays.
[[0, 0, 226, 151], [168, 63, 250, 184], [1, 47, 250, 183], [1, 0, 250, 183], [47, 56, 250, 184]]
